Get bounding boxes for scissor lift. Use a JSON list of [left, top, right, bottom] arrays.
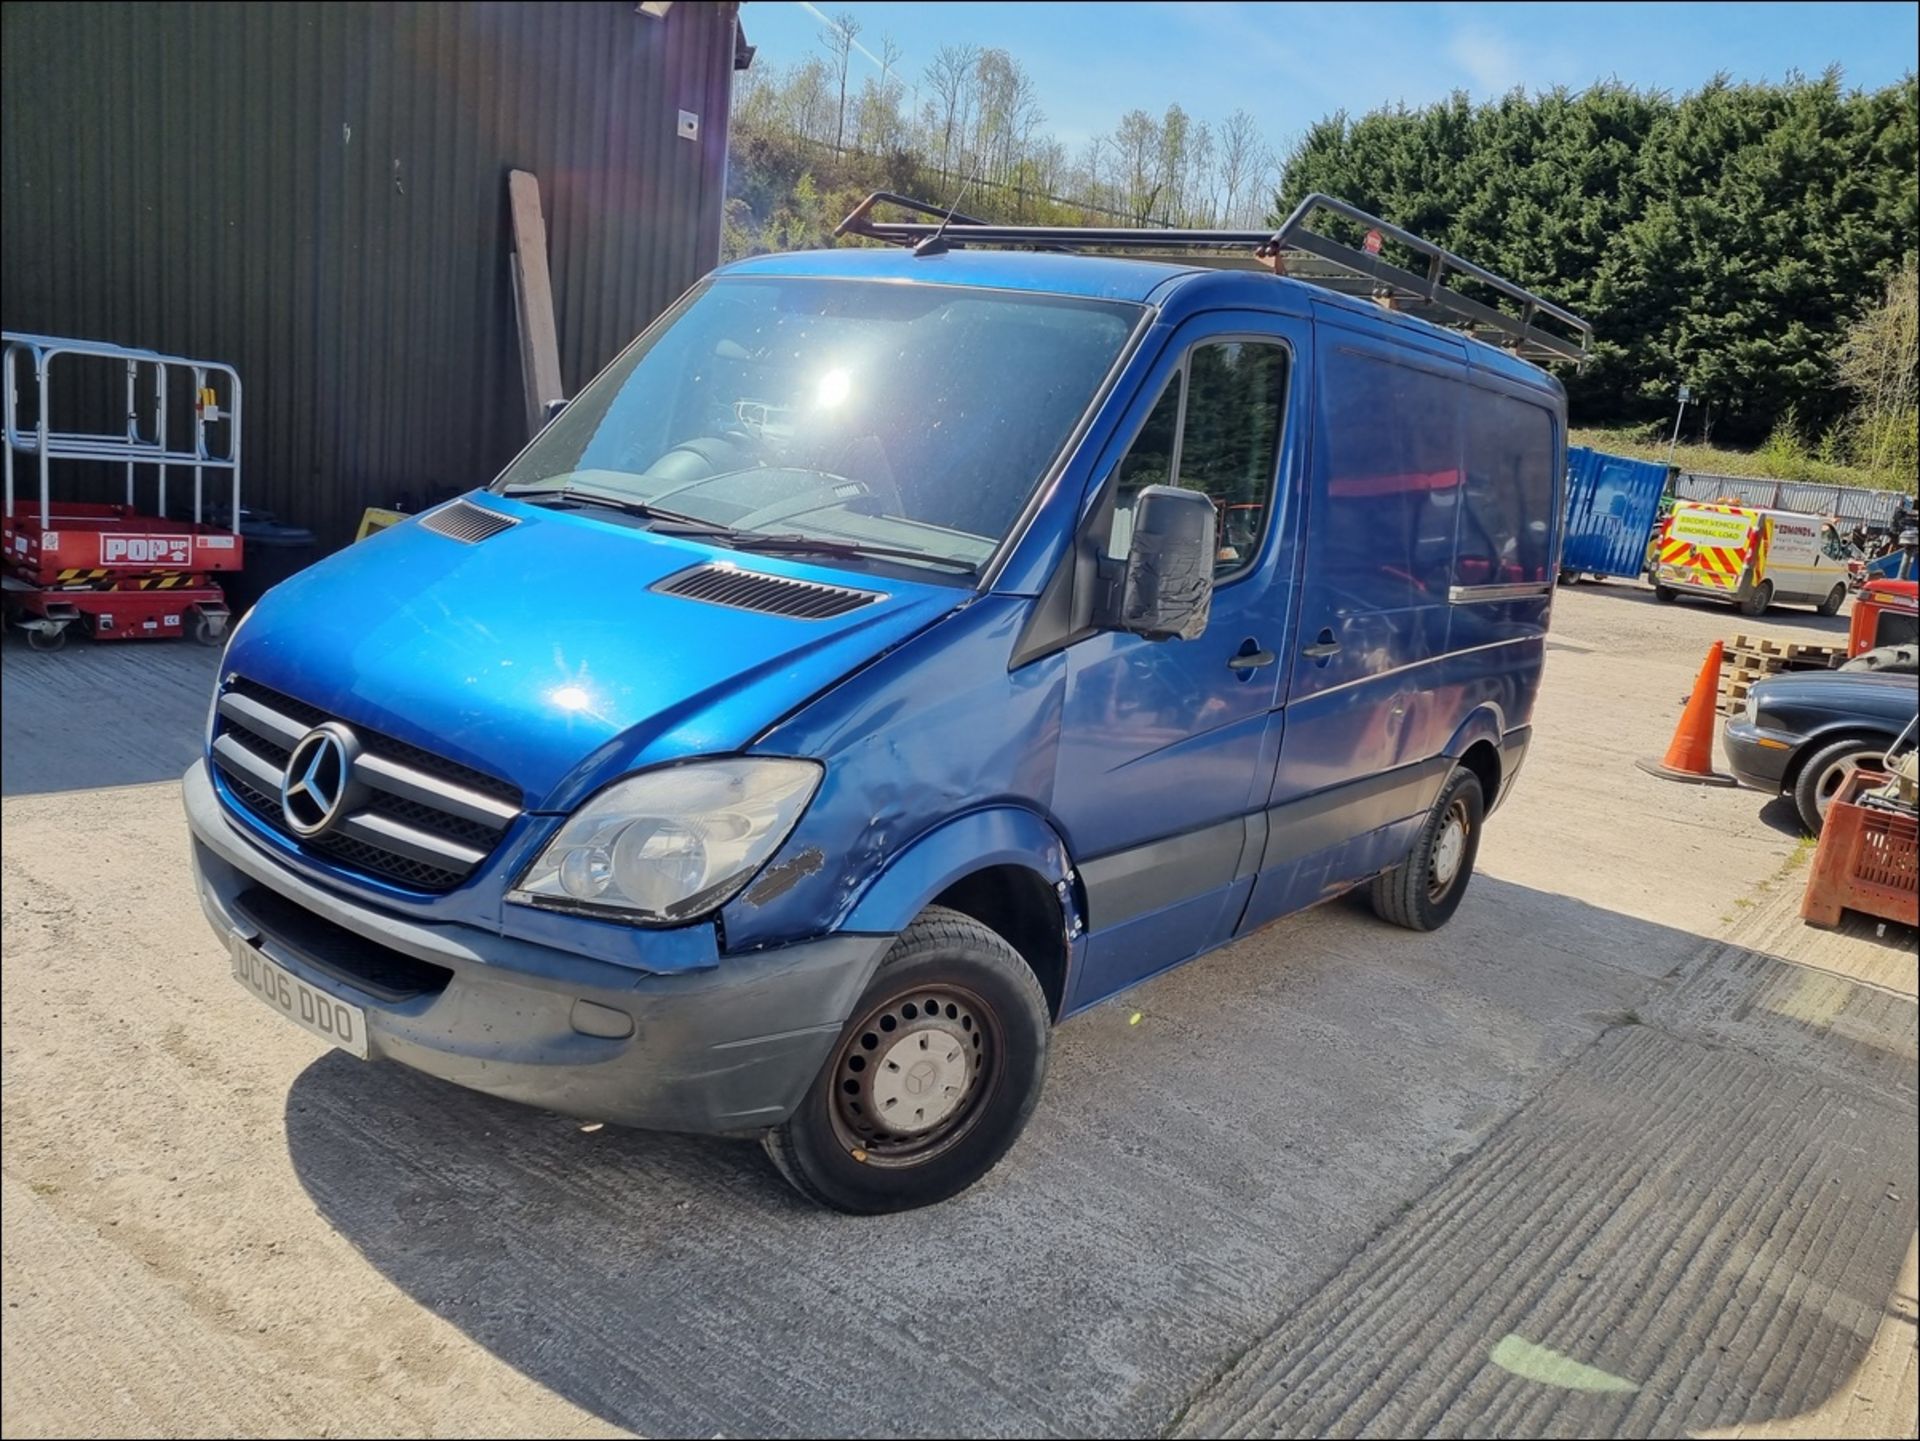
[[3, 332, 244, 650]]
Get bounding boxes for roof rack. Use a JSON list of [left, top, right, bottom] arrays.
[[835, 190, 1591, 367]]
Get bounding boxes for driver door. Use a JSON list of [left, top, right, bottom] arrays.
[[1053, 313, 1308, 1011]]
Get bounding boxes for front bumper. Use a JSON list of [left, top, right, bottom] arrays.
[[1721, 718, 1794, 794], [183, 760, 890, 1134]]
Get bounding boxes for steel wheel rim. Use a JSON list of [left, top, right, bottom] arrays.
[[828, 983, 1000, 1166], [1816, 753, 1883, 816], [1428, 797, 1472, 903]]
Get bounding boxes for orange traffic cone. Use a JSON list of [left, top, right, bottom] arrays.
[[1636, 640, 1739, 786]]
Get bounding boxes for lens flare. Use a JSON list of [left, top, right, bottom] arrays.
[[815, 368, 851, 409]]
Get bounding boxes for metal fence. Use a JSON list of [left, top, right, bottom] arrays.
[[1675, 472, 1910, 527]]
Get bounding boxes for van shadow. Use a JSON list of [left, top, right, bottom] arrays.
[[283, 877, 1916, 1439]]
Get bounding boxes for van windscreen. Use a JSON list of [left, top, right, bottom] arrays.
[[493, 278, 1142, 574]]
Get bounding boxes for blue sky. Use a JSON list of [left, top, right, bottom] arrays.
[[742, 2, 1919, 151]]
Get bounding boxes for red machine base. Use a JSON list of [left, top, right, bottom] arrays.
[[3, 501, 244, 586], [5, 581, 229, 650]]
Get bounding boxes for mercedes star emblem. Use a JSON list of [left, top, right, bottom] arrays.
[[280, 724, 357, 837]]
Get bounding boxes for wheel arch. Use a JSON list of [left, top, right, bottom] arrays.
[[1443, 705, 1506, 804], [841, 806, 1078, 1020], [1782, 724, 1905, 790]]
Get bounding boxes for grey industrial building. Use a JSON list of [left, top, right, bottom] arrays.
[[1, 0, 746, 545]]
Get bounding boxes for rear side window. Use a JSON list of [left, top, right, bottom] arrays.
[[1107, 340, 1288, 577], [1312, 347, 1462, 606], [1456, 392, 1557, 587]]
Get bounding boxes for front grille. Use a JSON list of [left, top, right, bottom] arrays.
[[211, 676, 522, 893]]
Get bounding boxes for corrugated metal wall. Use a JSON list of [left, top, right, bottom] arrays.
[[1675, 473, 1906, 527], [1, 0, 736, 546]]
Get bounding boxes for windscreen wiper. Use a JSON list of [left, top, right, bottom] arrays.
[[502, 486, 977, 573], [724, 533, 980, 573], [498, 484, 728, 533]]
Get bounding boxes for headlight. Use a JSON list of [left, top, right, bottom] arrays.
[[1743, 688, 1760, 724], [509, 758, 821, 925]]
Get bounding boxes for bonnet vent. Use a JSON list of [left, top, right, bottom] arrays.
[[421, 499, 520, 544], [655, 564, 881, 620]]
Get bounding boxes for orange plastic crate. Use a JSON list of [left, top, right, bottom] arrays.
[[1802, 769, 1920, 930]]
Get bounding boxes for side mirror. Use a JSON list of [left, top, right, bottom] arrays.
[[1116, 484, 1216, 641], [542, 397, 570, 428]]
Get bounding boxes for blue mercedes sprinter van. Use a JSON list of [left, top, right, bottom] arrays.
[[185, 195, 1588, 1211]]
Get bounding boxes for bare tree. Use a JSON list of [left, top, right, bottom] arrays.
[[1186, 120, 1216, 225], [857, 34, 906, 152], [1218, 108, 1262, 229], [820, 9, 860, 152], [1075, 136, 1110, 221], [1012, 66, 1044, 189], [1245, 142, 1278, 228], [1114, 109, 1162, 224], [1033, 137, 1068, 198], [923, 43, 979, 175], [1157, 104, 1191, 223], [786, 56, 833, 145], [970, 49, 1019, 183]]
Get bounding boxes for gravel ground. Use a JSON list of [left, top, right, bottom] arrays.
[[2, 579, 1913, 1439]]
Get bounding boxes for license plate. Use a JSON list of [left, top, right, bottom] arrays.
[[229, 932, 370, 1059]]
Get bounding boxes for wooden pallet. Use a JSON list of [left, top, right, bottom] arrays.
[[1717, 633, 1845, 714]]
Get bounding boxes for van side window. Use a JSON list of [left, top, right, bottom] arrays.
[[1107, 340, 1288, 577], [1457, 392, 1556, 587], [1314, 348, 1461, 604]]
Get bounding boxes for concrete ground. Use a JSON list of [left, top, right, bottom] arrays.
[[1, 580, 1914, 1439]]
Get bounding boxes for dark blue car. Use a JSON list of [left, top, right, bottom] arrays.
[[185, 197, 1585, 1210]]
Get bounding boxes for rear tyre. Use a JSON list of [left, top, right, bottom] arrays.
[[1369, 766, 1486, 932], [25, 625, 66, 653], [1816, 584, 1846, 617], [1739, 579, 1775, 617], [761, 906, 1050, 1214], [1792, 737, 1889, 835], [1652, 581, 1677, 602]]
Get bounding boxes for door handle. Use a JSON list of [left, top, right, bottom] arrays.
[[1303, 627, 1342, 661], [1228, 648, 1276, 671]]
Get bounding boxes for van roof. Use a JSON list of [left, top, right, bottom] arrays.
[[718, 248, 1565, 392]]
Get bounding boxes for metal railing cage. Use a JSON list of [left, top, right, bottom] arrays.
[[835, 190, 1592, 368], [3, 331, 242, 531]]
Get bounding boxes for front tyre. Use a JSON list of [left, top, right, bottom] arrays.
[[762, 906, 1050, 1213], [1792, 737, 1888, 835], [1369, 766, 1486, 932], [1816, 583, 1846, 617]]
